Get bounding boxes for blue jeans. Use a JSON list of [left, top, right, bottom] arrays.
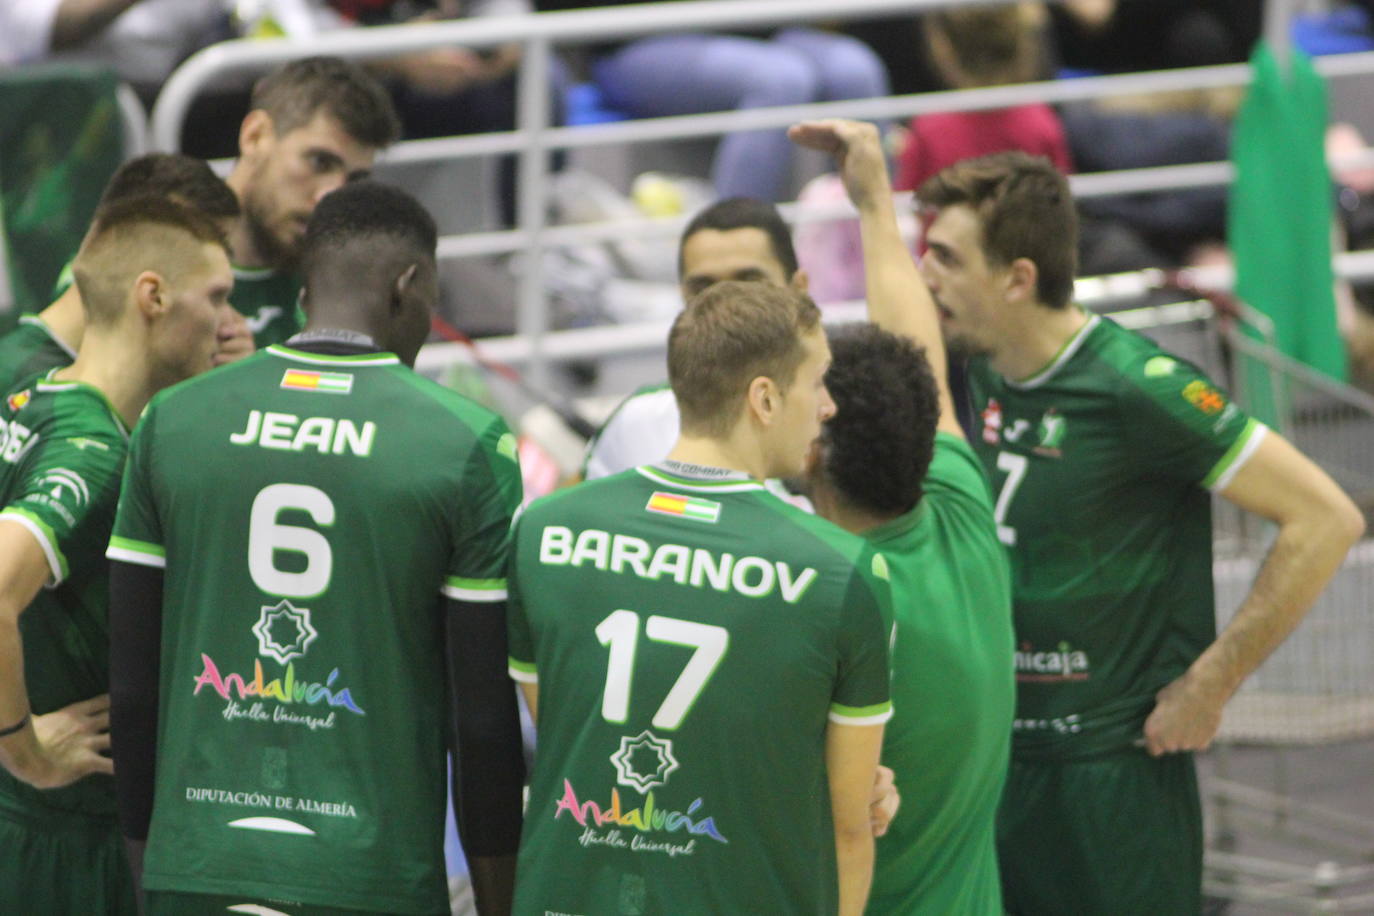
[[593, 29, 889, 201]]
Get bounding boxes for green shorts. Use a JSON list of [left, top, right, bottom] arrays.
[[0, 805, 135, 915], [145, 890, 447, 915], [997, 750, 1202, 916]]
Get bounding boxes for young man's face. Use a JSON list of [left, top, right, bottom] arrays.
[[919, 204, 1011, 358], [679, 228, 794, 301], [238, 111, 376, 268], [152, 242, 235, 384], [765, 325, 836, 480]]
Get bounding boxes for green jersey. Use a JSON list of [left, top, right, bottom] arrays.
[[968, 314, 1264, 759], [0, 314, 77, 394], [107, 344, 522, 914], [508, 464, 894, 916], [865, 434, 1014, 916], [232, 266, 304, 348], [0, 373, 130, 818]]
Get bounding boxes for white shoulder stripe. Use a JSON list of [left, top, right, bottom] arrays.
[[106, 546, 168, 569], [508, 666, 538, 684], [1207, 423, 1268, 492], [442, 584, 508, 603], [0, 514, 63, 586], [827, 708, 894, 726]]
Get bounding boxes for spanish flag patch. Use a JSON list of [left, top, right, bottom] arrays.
[[645, 491, 721, 523], [280, 369, 353, 394]]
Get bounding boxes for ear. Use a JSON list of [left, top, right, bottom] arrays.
[[745, 375, 780, 426], [790, 268, 810, 293], [391, 263, 419, 312], [238, 109, 274, 161], [133, 271, 166, 320], [1005, 257, 1039, 305]]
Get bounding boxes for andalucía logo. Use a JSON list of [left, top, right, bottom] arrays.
[[554, 780, 729, 856], [192, 656, 366, 716], [1014, 640, 1091, 682]]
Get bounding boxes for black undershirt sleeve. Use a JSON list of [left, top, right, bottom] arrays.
[[108, 559, 164, 842], [445, 596, 526, 858]]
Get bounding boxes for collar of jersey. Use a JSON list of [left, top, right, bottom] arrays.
[[34, 369, 131, 438], [265, 344, 400, 366], [635, 465, 767, 494], [19, 314, 77, 359], [1005, 312, 1101, 390], [231, 263, 281, 280], [862, 502, 925, 544]]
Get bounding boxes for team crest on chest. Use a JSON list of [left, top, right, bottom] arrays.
[[1033, 408, 1066, 458]]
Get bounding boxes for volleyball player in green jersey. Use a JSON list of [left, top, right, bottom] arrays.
[[0, 314, 77, 392], [1, 153, 248, 394], [222, 57, 399, 347], [915, 151, 1363, 914], [509, 281, 893, 916], [0, 197, 231, 914], [107, 182, 525, 915], [792, 119, 1014, 915]]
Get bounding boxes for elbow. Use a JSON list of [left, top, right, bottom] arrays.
[[1332, 495, 1366, 548]]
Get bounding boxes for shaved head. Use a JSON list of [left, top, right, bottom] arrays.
[[72, 196, 229, 326]]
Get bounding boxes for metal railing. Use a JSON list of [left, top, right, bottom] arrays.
[[149, 0, 1370, 388]]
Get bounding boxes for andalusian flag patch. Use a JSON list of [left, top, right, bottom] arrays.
[[280, 369, 353, 394], [646, 491, 721, 523]]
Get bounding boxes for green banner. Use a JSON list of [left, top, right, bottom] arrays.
[[0, 64, 125, 323]]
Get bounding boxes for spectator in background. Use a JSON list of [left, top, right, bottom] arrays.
[[0, 0, 149, 65], [799, 3, 1068, 310], [1, 0, 230, 104], [332, 0, 565, 227], [894, 2, 1071, 193], [538, 0, 890, 203], [1050, 0, 1263, 73]]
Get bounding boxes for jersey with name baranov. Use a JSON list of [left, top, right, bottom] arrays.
[[866, 433, 1014, 916], [0, 373, 130, 818], [107, 344, 521, 914], [507, 465, 894, 916], [968, 313, 1264, 759], [0, 315, 77, 394]]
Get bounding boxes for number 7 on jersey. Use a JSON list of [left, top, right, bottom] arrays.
[[993, 451, 1028, 546]]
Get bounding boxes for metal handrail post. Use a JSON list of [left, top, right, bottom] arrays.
[[115, 84, 149, 159], [516, 35, 553, 392]]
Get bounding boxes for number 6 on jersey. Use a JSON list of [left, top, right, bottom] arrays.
[[248, 483, 336, 598], [596, 610, 728, 731]]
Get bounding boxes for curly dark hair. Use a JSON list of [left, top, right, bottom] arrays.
[[819, 323, 940, 516]]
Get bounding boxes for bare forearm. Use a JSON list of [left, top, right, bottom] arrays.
[[857, 196, 949, 384], [834, 827, 875, 916], [1192, 513, 1361, 699], [0, 617, 41, 780], [50, 0, 144, 49]]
